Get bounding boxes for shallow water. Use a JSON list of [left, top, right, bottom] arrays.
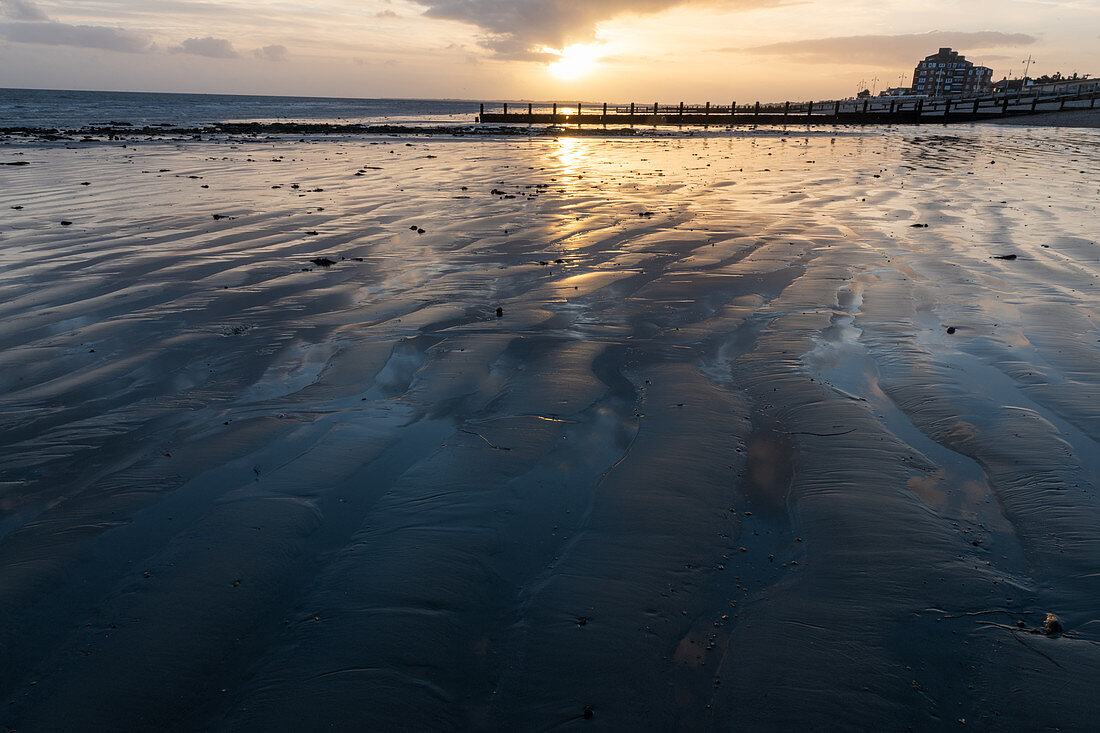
[[1, 126, 1099, 730]]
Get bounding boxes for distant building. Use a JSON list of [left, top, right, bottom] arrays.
[[911, 48, 993, 97]]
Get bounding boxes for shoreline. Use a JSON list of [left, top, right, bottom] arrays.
[[3, 105, 1100, 142]]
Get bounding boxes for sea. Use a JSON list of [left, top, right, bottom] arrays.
[[0, 88, 483, 128]]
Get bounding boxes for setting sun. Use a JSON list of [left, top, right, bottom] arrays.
[[547, 44, 602, 80]]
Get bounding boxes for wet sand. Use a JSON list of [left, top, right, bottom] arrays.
[[983, 107, 1100, 128], [2, 125, 1100, 730]]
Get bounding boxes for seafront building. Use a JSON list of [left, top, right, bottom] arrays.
[[911, 48, 993, 97]]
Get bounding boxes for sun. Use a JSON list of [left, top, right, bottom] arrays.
[[547, 44, 602, 80]]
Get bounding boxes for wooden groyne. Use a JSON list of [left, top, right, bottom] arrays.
[[478, 88, 1100, 126]]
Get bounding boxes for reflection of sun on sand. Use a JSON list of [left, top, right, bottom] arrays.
[[547, 44, 601, 80]]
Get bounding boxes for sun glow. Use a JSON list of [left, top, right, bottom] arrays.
[[547, 44, 603, 80]]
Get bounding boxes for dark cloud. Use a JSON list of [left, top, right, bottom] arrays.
[[1, 0, 49, 21], [0, 20, 152, 52], [742, 31, 1037, 66], [170, 36, 239, 58], [253, 43, 287, 61], [411, 0, 787, 59]]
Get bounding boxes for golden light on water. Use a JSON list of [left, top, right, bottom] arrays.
[[547, 44, 602, 80]]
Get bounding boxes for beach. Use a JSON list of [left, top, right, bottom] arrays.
[[2, 124, 1100, 730]]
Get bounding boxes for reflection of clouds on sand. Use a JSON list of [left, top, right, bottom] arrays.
[[3, 127, 1100, 730]]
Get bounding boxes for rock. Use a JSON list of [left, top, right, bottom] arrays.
[[583, 706, 594, 720], [946, 327, 956, 334], [992, 254, 1017, 260], [3, 161, 30, 166], [1042, 613, 1063, 635], [60, 220, 73, 226], [410, 225, 419, 231], [496, 307, 503, 318], [310, 258, 336, 267]]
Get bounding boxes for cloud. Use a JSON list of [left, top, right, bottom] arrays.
[[170, 36, 239, 58], [0, 21, 152, 52], [410, 0, 787, 59], [742, 30, 1037, 66], [376, 9, 399, 18], [1, 0, 49, 21], [253, 43, 287, 61]]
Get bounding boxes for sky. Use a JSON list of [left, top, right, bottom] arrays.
[[0, 0, 1097, 101]]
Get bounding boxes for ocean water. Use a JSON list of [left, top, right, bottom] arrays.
[[0, 88, 482, 128]]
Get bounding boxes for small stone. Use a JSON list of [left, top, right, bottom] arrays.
[[946, 327, 956, 334], [311, 258, 337, 267], [1042, 613, 1063, 635], [60, 220, 72, 226], [583, 706, 594, 719], [495, 307, 504, 318]]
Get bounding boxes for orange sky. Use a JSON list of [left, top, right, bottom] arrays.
[[1, 0, 1097, 101]]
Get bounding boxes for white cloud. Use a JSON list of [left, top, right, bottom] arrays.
[[253, 43, 287, 61], [170, 35, 239, 58], [0, 20, 152, 52], [743, 30, 1038, 66], [1, 0, 49, 21]]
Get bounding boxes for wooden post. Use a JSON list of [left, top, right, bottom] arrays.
[[603, 101, 608, 116], [834, 100, 841, 119], [807, 101, 814, 120], [784, 101, 790, 117], [943, 99, 952, 122], [679, 101, 684, 118], [503, 102, 508, 115], [630, 102, 635, 127], [479, 103, 484, 116], [973, 98, 980, 115], [578, 102, 582, 116], [705, 101, 710, 115], [731, 101, 736, 120], [916, 98, 924, 123], [1060, 96, 1067, 111], [1031, 96, 1038, 112], [1002, 96, 1009, 113], [653, 102, 658, 118], [862, 98, 869, 114], [754, 101, 760, 120], [889, 100, 896, 115]]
